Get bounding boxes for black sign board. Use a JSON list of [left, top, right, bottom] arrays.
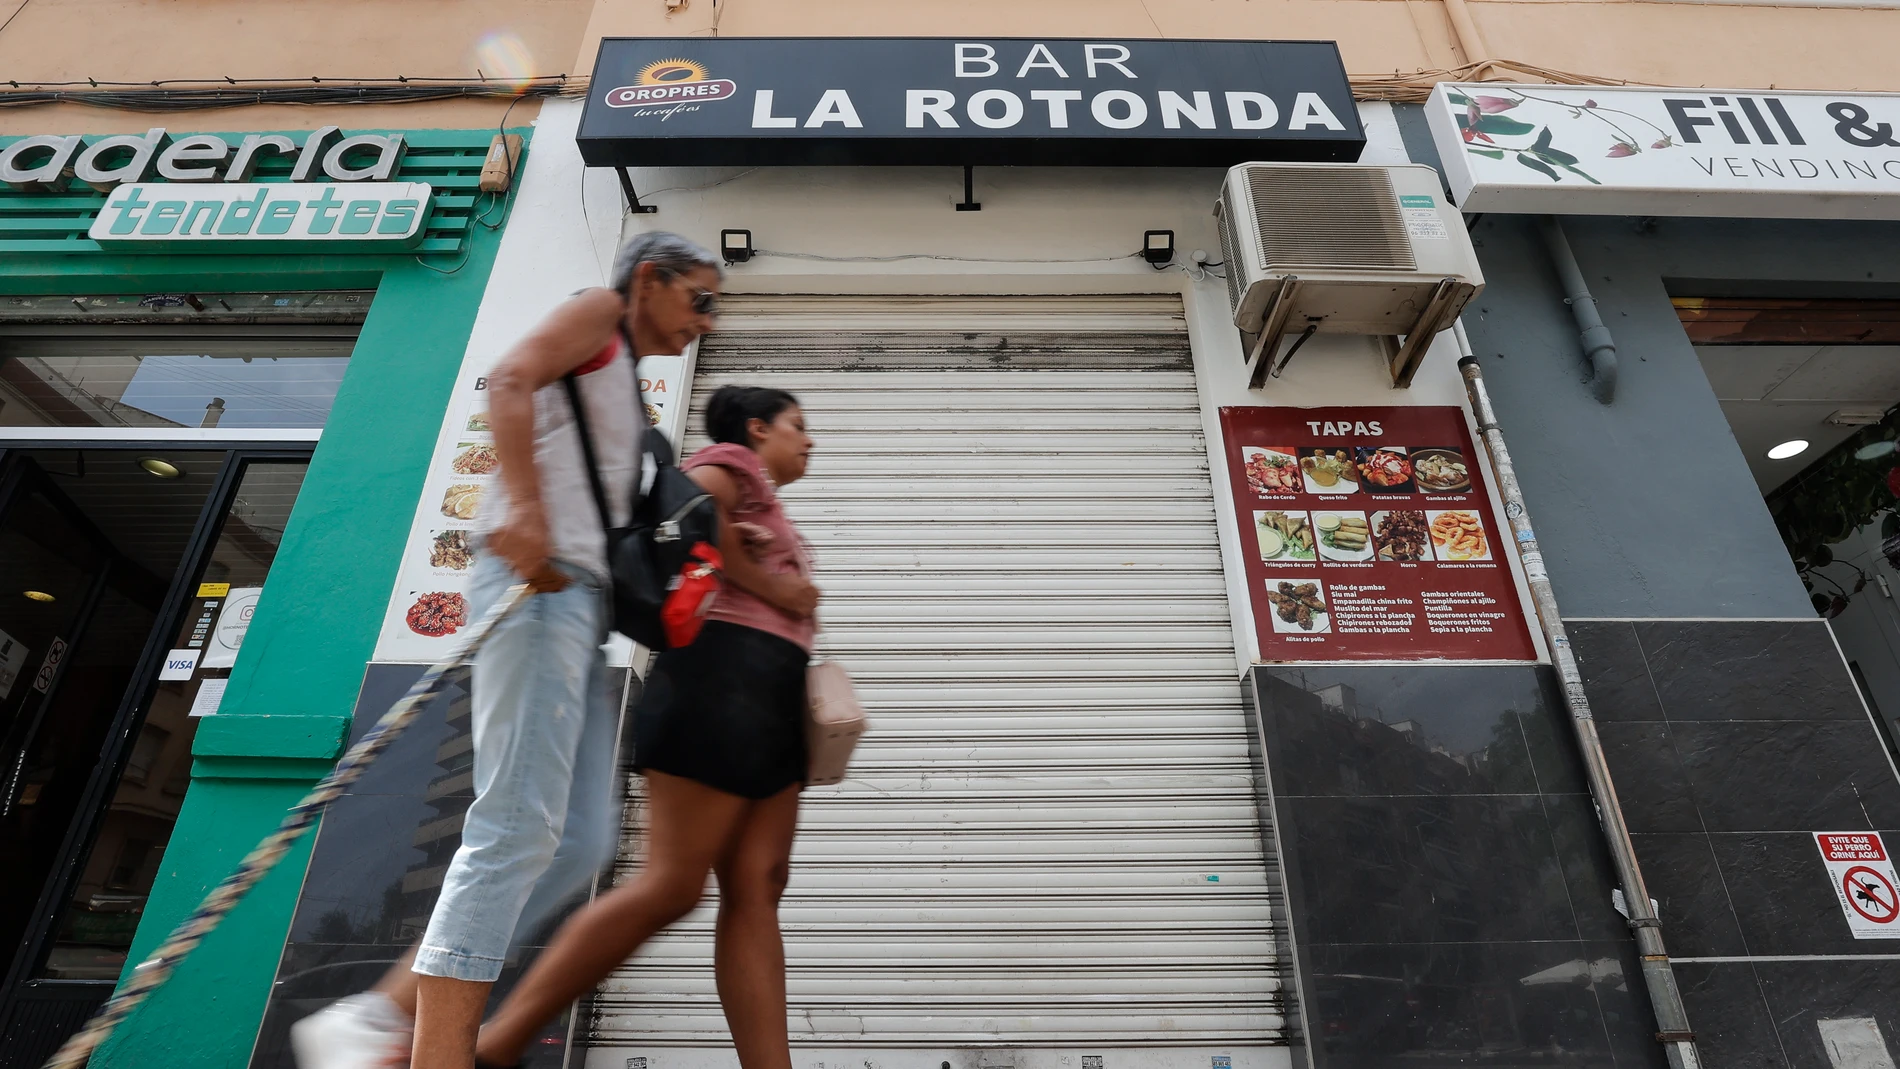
[[577, 37, 1364, 167]]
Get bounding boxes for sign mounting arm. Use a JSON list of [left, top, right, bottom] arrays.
[[613, 166, 659, 215]]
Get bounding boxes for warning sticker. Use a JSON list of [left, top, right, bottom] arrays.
[[1400, 194, 1448, 241], [1816, 832, 1900, 939]]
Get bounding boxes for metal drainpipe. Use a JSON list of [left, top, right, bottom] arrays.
[[1454, 322, 1700, 1069], [1537, 216, 1619, 404]]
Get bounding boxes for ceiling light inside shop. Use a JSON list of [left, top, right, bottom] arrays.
[[1857, 440, 1899, 461], [138, 457, 184, 478], [1766, 439, 1811, 460], [23, 590, 54, 603]]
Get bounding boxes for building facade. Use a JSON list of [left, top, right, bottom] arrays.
[[2, 1, 1899, 1068]]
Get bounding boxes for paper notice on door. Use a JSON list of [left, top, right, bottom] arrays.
[[200, 587, 261, 669], [189, 677, 230, 717], [0, 629, 26, 700]]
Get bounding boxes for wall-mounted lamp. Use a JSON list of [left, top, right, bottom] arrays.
[[721, 229, 753, 265], [1142, 230, 1175, 268]]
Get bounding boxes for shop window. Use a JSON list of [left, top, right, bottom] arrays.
[[0, 332, 356, 430], [32, 458, 309, 981]]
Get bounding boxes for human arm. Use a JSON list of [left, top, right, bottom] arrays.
[[687, 465, 821, 618], [484, 287, 626, 592]]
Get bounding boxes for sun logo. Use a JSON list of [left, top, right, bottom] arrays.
[[638, 59, 709, 85]]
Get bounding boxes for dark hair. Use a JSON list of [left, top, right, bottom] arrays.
[[705, 385, 800, 447]]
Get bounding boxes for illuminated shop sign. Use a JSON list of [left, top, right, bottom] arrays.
[[578, 38, 1365, 167], [88, 182, 432, 248], [0, 127, 408, 190], [1427, 84, 1900, 219]]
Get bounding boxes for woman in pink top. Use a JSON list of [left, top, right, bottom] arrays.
[[470, 385, 820, 1069]]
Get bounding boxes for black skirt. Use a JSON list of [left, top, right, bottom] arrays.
[[632, 621, 809, 799]]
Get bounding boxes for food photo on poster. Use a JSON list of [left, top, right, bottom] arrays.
[[1219, 405, 1537, 662]]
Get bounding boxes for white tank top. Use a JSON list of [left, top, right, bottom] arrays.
[[473, 341, 638, 583]]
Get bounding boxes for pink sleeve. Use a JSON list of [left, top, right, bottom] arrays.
[[684, 443, 770, 514]]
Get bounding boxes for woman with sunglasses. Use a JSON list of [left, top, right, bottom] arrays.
[[293, 230, 729, 1069], [470, 381, 820, 1069]]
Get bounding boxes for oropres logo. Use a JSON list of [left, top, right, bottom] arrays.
[[605, 58, 736, 108]]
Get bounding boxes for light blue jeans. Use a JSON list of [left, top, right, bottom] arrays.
[[412, 555, 620, 982]]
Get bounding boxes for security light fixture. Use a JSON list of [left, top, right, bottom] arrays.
[[1143, 230, 1175, 268], [1827, 406, 1888, 426], [138, 456, 184, 478], [721, 229, 753, 265], [23, 590, 54, 603], [1766, 439, 1810, 460]]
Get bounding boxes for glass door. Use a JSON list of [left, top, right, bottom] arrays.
[[0, 451, 308, 1069], [0, 461, 119, 978]]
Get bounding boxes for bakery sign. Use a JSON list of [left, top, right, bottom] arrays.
[[0, 128, 430, 249], [578, 37, 1364, 167], [1426, 83, 1900, 219]]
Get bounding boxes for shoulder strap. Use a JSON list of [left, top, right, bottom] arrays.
[[561, 372, 617, 533]]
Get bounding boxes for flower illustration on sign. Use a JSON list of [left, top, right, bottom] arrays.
[[1450, 89, 1679, 184]]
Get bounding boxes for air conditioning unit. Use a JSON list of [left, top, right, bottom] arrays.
[[1215, 162, 1483, 388]]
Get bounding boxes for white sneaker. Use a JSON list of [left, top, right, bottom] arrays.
[[290, 991, 414, 1069]]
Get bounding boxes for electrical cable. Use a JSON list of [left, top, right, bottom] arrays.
[[756, 249, 1145, 266], [0, 0, 31, 38], [0, 77, 576, 111]]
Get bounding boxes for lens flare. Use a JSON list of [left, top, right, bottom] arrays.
[[471, 31, 537, 92]]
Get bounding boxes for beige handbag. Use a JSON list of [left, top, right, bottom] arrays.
[[804, 658, 866, 786]]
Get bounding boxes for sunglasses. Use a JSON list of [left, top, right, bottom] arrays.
[[655, 267, 720, 317]]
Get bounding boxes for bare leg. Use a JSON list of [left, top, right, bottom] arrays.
[[374, 948, 421, 1016], [412, 975, 493, 1069], [475, 772, 750, 1065], [713, 784, 801, 1069]]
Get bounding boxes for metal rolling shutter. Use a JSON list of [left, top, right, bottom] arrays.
[[589, 296, 1285, 1061]]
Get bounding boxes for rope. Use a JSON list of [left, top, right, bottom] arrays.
[[41, 582, 533, 1069]]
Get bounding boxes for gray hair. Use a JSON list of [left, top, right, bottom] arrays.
[[609, 230, 723, 293]]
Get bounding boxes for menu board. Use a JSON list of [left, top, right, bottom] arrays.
[[1218, 405, 1536, 662], [374, 355, 687, 663]]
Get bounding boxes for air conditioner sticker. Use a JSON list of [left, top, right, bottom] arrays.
[[1400, 194, 1448, 240]]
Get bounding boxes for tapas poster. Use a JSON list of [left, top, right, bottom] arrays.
[[1219, 406, 1536, 662]]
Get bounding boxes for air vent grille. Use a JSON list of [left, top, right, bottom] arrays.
[[1245, 165, 1415, 272], [1216, 201, 1243, 314]]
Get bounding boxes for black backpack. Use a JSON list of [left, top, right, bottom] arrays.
[[562, 328, 721, 650]]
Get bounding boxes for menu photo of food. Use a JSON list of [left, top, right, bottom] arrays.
[[450, 442, 500, 476], [1299, 448, 1360, 495], [405, 590, 468, 637], [1313, 510, 1373, 562], [428, 529, 477, 572], [441, 483, 484, 521], [1265, 579, 1331, 634], [1428, 510, 1492, 561], [1371, 509, 1432, 562], [1254, 510, 1316, 563], [465, 409, 491, 433], [1355, 446, 1414, 494], [1243, 447, 1302, 495], [1412, 447, 1471, 494]]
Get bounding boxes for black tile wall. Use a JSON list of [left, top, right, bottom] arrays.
[[1672, 962, 1786, 1069], [1569, 619, 1900, 1068], [1632, 621, 1866, 723], [247, 663, 632, 1069], [1251, 664, 1666, 1069]]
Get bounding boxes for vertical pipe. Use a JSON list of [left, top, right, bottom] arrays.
[[1537, 216, 1619, 404], [1455, 324, 1700, 1069], [1441, 0, 1491, 67]]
